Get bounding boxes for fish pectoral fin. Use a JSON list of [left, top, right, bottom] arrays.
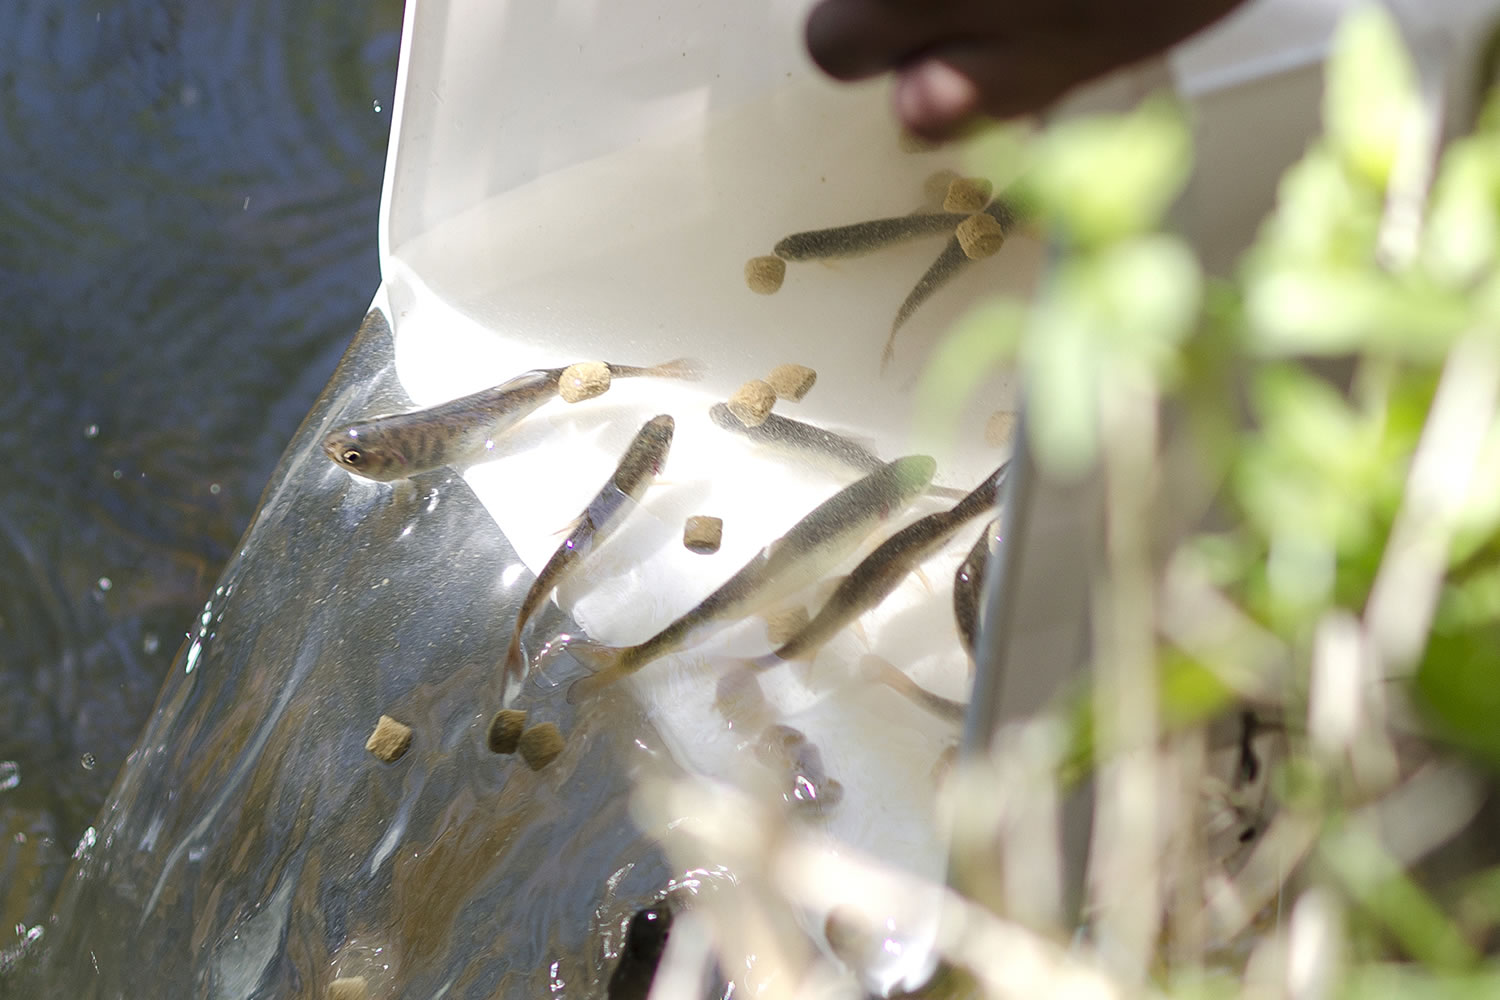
[[851, 619, 871, 649], [551, 513, 585, 538], [913, 566, 934, 593]]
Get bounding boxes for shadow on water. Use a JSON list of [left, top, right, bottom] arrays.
[[0, 0, 402, 956]]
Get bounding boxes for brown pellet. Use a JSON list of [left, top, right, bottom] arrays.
[[943, 177, 994, 214], [956, 212, 1007, 260], [744, 255, 787, 294], [764, 606, 811, 646], [766, 363, 817, 402], [922, 170, 962, 209], [365, 715, 412, 763], [727, 379, 777, 427], [985, 410, 1018, 446], [328, 977, 370, 1000], [558, 361, 611, 403], [683, 515, 723, 554], [486, 708, 527, 754], [518, 723, 565, 771]]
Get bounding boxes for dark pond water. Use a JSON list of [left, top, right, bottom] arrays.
[[0, 0, 403, 951]]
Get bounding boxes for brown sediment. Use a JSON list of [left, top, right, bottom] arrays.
[[943, 176, 994, 214], [365, 715, 412, 763], [956, 212, 1007, 260], [328, 977, 370, 1000], [766, 363, 817, 402], [744, 255, 786, 294], [486, 708, 527, 754], [558, 361, 611, 403], [727, 379, 777, 427], [763, 605, 811, 646], [985, 410, 1018, 446], [683, 515, 723, 554], [518, 723, 565, 771]]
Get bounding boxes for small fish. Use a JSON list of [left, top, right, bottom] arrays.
[[709, 402, 883, 473], [752, 463, 1008, 666], [564, 455, 938, 699], [882, 199, 1020, 370], [708, 403, 968, 501], [864, 654, 965, 723], [500, 415, 675, 694], [773, 213, 966, 261], [322, 358, 702, 481], [953, 518, 999, 661]]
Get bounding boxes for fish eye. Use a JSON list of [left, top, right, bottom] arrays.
[[342, 447, 363, 466]]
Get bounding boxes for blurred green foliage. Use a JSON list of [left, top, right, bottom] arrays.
[[925, 1, 1500, 985]]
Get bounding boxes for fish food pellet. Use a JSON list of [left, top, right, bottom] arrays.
[[328, 977, 369, 1000], [943, 176, 994, 213], [365, 715, 412, 763], [766, 363, 817, 402], [727, 379, 777, 427], [558, 361, 612, 403], [683, 515, 723, 554], [956, 212, 1007, 260], [922, 169, 962, 208], [518, 723, 565, 771], [744, 255, 786, 294], [765, 606, 811, 646], [985, 410, 1018, 446], [486, 708, 527, 754]]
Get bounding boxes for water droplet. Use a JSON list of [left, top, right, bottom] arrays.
[[111, 469, 123, 480], [80, 753, 96, 771], [96, 577, 112, 592], [73, 826, 96, 859], [142, 633, 160, 655], [372, 99, 383, 113], [0, 761, 19, 791], [209, 483, 221, 495], [83, 423, 99, 439]]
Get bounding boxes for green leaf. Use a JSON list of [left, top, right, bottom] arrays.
[[1323, 4, 1421, 190], [1023, 296, 1101, 478], [1015, 96, 1192, 246], [1422, 137, 1500, 288], [1414, 625, 1500, 772], [912, 299, 1025, 452]]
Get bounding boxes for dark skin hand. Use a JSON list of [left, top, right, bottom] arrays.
[[805, 0, 1254, 139]]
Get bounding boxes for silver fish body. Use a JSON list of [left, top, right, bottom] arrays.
[[953, 518, 1000, 660], [882, 199, 1021, 370], [500, 415, 675, 695], [756, 463, 1008, 666], [322, 358, 701, 481], [565, 454, 938, 699], [773, 213, 967, 262]]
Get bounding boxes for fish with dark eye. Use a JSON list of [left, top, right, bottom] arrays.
[[561, 455, 937, 700], [953, 518, 1000, 661], [500, 415, 674, 697], [321, 358, 702, 482], [749, 463, 1008, 668]]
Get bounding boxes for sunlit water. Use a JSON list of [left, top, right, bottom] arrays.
[[0, 0, 400, 979]]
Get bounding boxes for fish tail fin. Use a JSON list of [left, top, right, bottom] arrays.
[[563, 640, 630, 703], [649, 357, 707, 381], [501, 632, 528, 691]]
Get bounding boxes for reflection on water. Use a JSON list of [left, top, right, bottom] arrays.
[[0, 0, 402, 961]]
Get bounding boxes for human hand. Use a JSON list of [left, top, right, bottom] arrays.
[[805, 0, 1252, 138]]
